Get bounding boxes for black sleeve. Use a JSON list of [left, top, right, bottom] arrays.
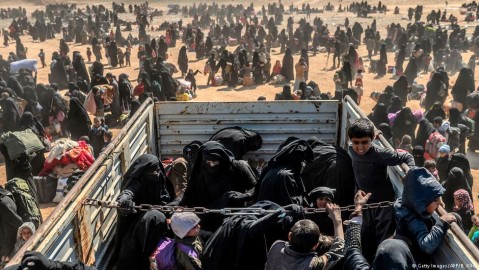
[[232, 160, 257, 194], [378, 146, 415, 167]]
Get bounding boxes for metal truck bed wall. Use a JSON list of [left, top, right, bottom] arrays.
[[8, 98, 157, 268], [9, 98, 479, 269], [155, 101, 339, 160]]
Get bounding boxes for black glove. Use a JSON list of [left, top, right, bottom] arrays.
[[283, 204, 303, 217], [21, 251, 54, 270], [116, 190, 136, 215], [225, 191, 252, 206]]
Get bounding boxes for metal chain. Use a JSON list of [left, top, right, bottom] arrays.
[[83, 198, 395, 215]]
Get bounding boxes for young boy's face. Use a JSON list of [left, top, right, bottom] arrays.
[[186, 224, 200, 237], [426, 197, 441, 214], [439, 152, 448, 158], [21, 228, 33, 241], [93, 118, 100, 127], [351, 137, 372, 155]]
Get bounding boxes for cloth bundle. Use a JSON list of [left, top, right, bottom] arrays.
[[39, 139, 94, 176]]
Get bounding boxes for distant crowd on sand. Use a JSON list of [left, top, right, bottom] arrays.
[[1, 1, 479, 270]]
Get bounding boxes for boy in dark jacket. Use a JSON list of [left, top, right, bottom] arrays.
[[347, 118, 415, 262]]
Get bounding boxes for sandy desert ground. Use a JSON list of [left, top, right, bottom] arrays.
[[0, 0, 478, 217]]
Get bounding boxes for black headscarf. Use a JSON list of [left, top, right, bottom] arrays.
[[117, 210, 168, 270], [202, 201, 296, 270], [404, 57, 418, 85], [72, 52, 90, 85], [412, 146, 425, 167], [209, 127, 262, 160], [121, 154, 170, 205], [388, 96, 403, 114], [281, 48, 294, 81], [177, 46, 188, 74], [19, 112, 44, 137], [415, 118, 435, 148], [301, 136, 355, 208], [443, 167, 473, 212], [7, 76, 24, 98], [451, 68, 475, 111], [258, 138, 314, 206], [68, 97, 91, 140], [368, 103, 389, 127], [393, 75, 409, 107], [424, 102, 446, 123], [392, 107, 417, 144], [307, 186, 336, 202], [425, 72, 446, 110], [447, 153, 474, 188], [1, 97, 21, 132], [180, 141, 256, 209]]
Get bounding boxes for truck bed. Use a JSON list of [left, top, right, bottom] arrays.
[[9, 98, 479, 269]]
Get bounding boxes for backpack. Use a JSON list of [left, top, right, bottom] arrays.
[[0, 129, 45, 160], [5, 178, 43, 228], [425, 131, 447, 159], [150, 237, 198, 270]]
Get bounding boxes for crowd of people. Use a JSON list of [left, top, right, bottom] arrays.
[[0, 0, 479, 269]]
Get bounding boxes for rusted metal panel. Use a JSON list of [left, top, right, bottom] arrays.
[[155, 101, 339, 160]]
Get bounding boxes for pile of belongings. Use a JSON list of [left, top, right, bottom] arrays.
[[39, 138, 94, 177]]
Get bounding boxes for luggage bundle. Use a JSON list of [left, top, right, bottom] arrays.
[[0, 129, 45, 160]]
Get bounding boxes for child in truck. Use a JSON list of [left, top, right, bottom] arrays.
[[12, 222, 35, 255], [347, 118, 415, 262]]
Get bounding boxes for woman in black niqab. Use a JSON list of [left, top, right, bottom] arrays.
[[72, 52, 90, 85], [377, 43, 387, 77], [368, 103, 389, 128], [425, 72, 447, 110], [180, 141, 257, 209], [19, 111, 44, 137], [415, 118, 435, 148], [257, 138, 314, 206], [388, 96, 403, 114], [177, 46, 188, 77], [36, 83, 55, 126], [281, 48, 294, 81], [393, 75, 409, 107], [1, 97, 21, 132], [412, 146, 425, 167], [67, 97, 91, 140], [404, 56, 418, 85], [442, 167, 473, 212], [7, 76, 24, 98], [391, 107, 417, 145], [424, 101, 446, 123], [451, 68, 475, 112], [114, 154, 171, 268]]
